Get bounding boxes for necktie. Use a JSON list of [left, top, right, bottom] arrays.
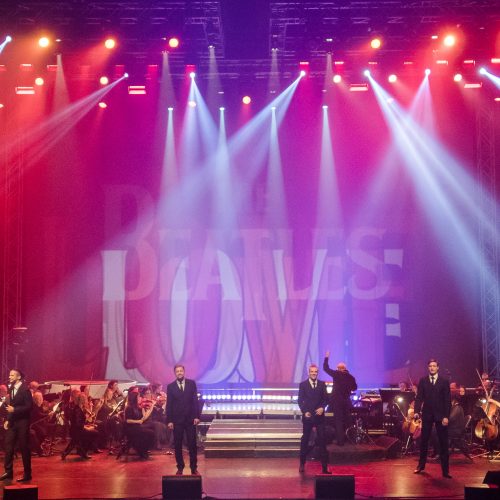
[[312, 381, 316, 389], [179, 382, 184, 392], [430, 376, 435, 385]]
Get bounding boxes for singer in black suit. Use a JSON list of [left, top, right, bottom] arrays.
[[298, 364, 330, 474], [413, 359, 452, 478], [166, 364, 200, 475], [0, 369, 33, 482]]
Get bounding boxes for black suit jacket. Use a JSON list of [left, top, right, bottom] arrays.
[[414, 375, 451, 422], [6, 382, 32, 425], [166, 379, 200, 424], [298, 379, 329, 423]]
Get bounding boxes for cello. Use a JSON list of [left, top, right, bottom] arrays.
[[474, 370, 498, 442]]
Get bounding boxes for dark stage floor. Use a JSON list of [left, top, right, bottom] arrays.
[[1, 449, 500, 499]]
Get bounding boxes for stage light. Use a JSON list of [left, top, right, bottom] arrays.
[[219, 106, 225, 111], [443, 34, 456, 47], [349, 83, 369, 92], [270, 106, 276, 111], [168, 37, 179, 49], [128, 85, 146, 95], [38, 37, 50, 48], [242, 95, 251, 105], [98, 102, 107, 109], [370, 38, 382, 49], [388, 74, 397, 83], [464, 82, 482, 89], [397, 396, 404, 403], [333, 74, 342, 83], [322, 105, 328, 110], [425, 68, 431, 76], [5, 36, 12, 43], [189, 71, 196, 79], [15, 87, 35, 95], [168, 107, 173, 111], [299, 61, 309, 77], [104, 38, 116, 49], [479, 67, 487, 75], [453, 73, 463, 82], [99, 76, 109, 85], [431, 34, 438, 40], [491, 58, 500, 64], [436, 60, 448, 65], [363, 69, 370, 77], [34, 77, 44, 86], [124, 73, 129, 78], [0, 103, 4, 108], [300, 70, 306, 77], [495, 97, 500, 102], [188, 100, 196, 107]]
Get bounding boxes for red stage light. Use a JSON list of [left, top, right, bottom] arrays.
[[15, 87, 35, 95], [333, 74, 342, 84], [349, 84, 369, 92], [242, 95, 251, 105], [34, 77, 44, 86], [0, 103, 4, 108], [453, 73, 463, 82], [104, 38, 116, 49], [38, 37, 50, 48], [168, 37, 180, 49], [491, 58, 500, 64], [99, 76, 109, 85], [128, 85, 146, 95], [464, 82, 482, 89], [98, 102, 107, 108], [388, 74, 397, 83], [443, 34, 456, 47], [299, 61, 309, 77], [370, 38, 382, 49]]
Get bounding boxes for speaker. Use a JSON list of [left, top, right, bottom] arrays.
[[465, 485, 499, 500], [162, 475, 202, 500], [4, 484, 38, 500], [483, 471, 500, 487], [315, 474, 355, 500], [374, 435, 401, 458]]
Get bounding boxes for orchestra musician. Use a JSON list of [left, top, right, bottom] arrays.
[[0, 369, 33, 482], [413, 359, 452, 479], [124, 387, 155, 459], [323, 351, 358, 446]]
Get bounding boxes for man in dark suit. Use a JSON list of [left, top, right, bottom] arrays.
[[298, 364, 330, 474], [323, 351, 357, 446], [166, 364, 200, 475], [413, 358, 452, 478], [0, 369, 33, 482]]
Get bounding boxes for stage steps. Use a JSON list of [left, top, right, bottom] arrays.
[[204, 419, 302, 458]]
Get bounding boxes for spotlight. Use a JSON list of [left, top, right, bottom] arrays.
[[34, 77, 44, 86], [425, 68, 431, 76], [333, 74, 342, 84], [322, 105, 328, 110], [300, 70, 306, 77], [479, 67, 487, 75], [242, 95, 251, 105], [189, 71, 196, 79], [270, 106, 276, 111], [124, 73, 129, 79], [299, 61, 309, 77], [168, 37, 180, 49], [0, 103, 4, 108], [99, 76, 109, 85], [5, 36, 12, 43], [370, 38, 382, 49], [98, 102, 107, 109], [219, 106, 225, 111], [188, 100, 196, 107], [443, 34, 456, 47], [104, 38, 116, 49], [388, 74, 397, 83], [363, 69, 370, 77], [167, 107, 173, 111], [38, 37, 50, 48], [453, 73, 463, 82]]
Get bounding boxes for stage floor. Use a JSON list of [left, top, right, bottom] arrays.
[[0, 449, 499, 499]]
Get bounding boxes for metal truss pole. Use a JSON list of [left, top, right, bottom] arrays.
[[476, 103, 500, 377], [1, 133, 24, 379]]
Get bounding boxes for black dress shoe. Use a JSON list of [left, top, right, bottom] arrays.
[[176, 468, 183, 475], [0, 472, 13, 480], [322, 467, 332, 474], [191, 469, 199, 475], [414, 467, 425, 474], [16, 475, 32, 482], [299, 464, 305, 473]]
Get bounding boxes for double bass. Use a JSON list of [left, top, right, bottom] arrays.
[[474, 370, 498, 441]]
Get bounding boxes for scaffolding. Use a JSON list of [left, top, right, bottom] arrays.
[[476, 103, 500, 377]]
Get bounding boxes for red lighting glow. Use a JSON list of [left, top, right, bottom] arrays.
[[299, 61, 309, 77], [464, 82, 482, 89], [333, 74, 342, 84], [349, 84, 369, 92], [34, 77, 44, 86], [15, 87, 35, 95], [104, 38, 116, 49], [453, 73, 463, 82], [388, 74, 397, 83], [98, 102, 107, 109], [370, 38, 382, 49], [99, 76, 109, 85], [168, 37, 180, 49], [443, 34, 456, 47], [38, 37, 50, 48], [128, 85, 146, 95], [242, 95, 252, 105]]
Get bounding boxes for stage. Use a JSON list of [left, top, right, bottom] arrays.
[[0, 449, 498, 499]]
